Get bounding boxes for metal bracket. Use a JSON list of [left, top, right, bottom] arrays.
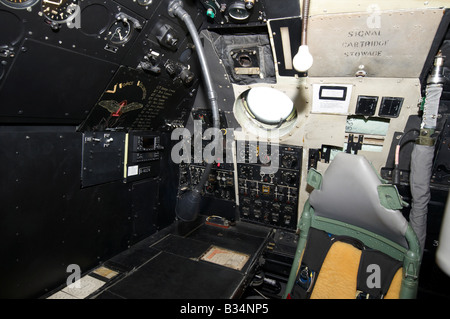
[[346, 134, 364, 154]]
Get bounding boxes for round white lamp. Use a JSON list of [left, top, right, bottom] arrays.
[[293, 45, 313, 72]]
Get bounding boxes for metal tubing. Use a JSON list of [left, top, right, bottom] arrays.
[[169, 1, 221, 221]]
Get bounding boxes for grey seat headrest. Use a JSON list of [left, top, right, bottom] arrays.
[[309, 152, 409, 248]]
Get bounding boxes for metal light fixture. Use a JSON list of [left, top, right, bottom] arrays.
[[293, 0, 313, 72]]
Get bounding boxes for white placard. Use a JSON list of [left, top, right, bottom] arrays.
[[127, 165, 139, 177], [312, 84, 353, 115]]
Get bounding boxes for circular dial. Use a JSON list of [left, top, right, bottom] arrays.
[[0, 0, 39, 9], [137, 0, 152, 5], [108, 20, 132, 44], [228, 1, 250, 21], [281, 154, 297, 169], [42, 0, 79, 22]]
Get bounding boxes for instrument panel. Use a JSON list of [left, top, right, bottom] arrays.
[[41, 0, 80, 24], [176, 138, 302, 230], [237, 143, 302, 230], [0, 0, 201, 126], [0, 0, 146, 61]]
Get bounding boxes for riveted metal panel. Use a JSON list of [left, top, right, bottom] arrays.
[[307, 9, 444, 77]]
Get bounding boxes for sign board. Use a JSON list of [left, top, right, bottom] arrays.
[[307, 9, 444, 77]]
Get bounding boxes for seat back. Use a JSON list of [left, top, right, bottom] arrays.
[[309, 152, 408, 247]]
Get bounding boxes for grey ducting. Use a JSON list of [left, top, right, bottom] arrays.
[[409, 52, 444, 253], [422, 84, 443, 129], [409, 144, 435, 253], [169, 0, 221, 222]]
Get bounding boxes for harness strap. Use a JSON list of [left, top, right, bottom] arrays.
[[356, 249, 402, 299]]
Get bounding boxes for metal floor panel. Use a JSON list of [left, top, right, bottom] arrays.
[[93, 219, 272, 299], [99, 251, 244, 299]]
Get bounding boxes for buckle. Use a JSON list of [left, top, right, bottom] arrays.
[[295, 265, 315, 292], [356, 290, 381, 299], [356, 290, 370, 299]]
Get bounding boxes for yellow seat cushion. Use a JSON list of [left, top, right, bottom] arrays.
[[308, 241, 403, 299], [384, 268, 402, 299]]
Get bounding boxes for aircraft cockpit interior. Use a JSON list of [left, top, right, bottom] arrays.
[[1, 0, 450, 305]]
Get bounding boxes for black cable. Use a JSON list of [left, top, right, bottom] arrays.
[[169, 1, 221, 222], [392, 128, 419, 185], [397, 128, 420, 147]]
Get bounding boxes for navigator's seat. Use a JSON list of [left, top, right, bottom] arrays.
[[284, 152, 421, 299]]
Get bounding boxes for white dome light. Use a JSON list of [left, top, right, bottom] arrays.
[[245, 87, 294, 125], [293, 45, 314, 72]]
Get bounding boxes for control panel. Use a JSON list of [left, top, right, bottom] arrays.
[[354, 94, 404, 118], [124, 131, 163, 182], [179, 163, 235, 202], [237, 143, 302, 230], [175, 108, 237, 219], [0, 0, 201, 128], [81, 131, 127, 188]]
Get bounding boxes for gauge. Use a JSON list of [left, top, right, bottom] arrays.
[[41, 0, 79, 23], [0, 0, 40, 9], [137, 0, 152, 6], [108, 20, 132, 44], [228, 1, 251, 21]]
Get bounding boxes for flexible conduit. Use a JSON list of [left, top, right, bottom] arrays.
[[169, 1, 221, 221]]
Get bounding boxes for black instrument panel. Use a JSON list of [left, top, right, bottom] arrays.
[[176, 139, 303, 230], [0, 0, 201, 127], [237, 143, 302, 230], [0, 0, 146, 66], [125, 131, 163, 183]]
